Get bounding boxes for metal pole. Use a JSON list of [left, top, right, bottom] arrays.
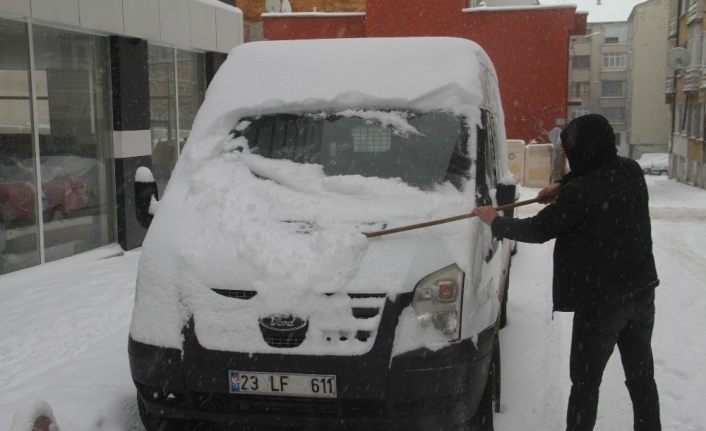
[[27, 21, 46, 264]]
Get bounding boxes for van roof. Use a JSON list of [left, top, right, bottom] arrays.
[[188, 37, 494, 147]]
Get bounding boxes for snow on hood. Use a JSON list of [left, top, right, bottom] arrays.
[[132, 140, 479, 352]]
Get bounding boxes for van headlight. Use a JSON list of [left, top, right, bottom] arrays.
[[412, 264, 464, 342]]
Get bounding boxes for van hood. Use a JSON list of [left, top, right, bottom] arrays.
[[130, 147, 478, 352]]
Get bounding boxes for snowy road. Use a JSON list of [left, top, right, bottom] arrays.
[[1, 176, 704, 430]]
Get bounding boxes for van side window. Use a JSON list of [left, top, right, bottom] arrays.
[[444, 123, 471, 190]]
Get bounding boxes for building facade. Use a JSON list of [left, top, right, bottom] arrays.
[[668, 0, 706, 188], [569, 22, 632, 156], [628, 0, 671, 158], [257, 0, 586, 145], [0, 0, 243, 275], [238, 0, 366, 41]]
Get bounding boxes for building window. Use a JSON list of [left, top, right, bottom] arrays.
[[602, 53, 627, 69], [602, 24, 628, 44], [603, 107, 626, 123], [1, 19, 116, 274], [149, 46, 207, 195], [602, 80, 626, 97], [571, 81, 590, 97], [572, 55, 590, 69], [569, 107, 590, 120], [614, 132, 621, 145], [687, 101, 704, 139]]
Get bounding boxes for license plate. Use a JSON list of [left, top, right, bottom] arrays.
[[229, 370, 337, 398]]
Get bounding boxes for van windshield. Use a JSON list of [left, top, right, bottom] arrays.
[[233, 110, 470, 190]]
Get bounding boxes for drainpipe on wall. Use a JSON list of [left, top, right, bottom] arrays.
[[669, 1, 682, 157]]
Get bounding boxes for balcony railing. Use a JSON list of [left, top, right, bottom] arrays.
[[684, 66, 701, 92], [688, 0, 704, 24], [668, 19, 677, 39], [699, 68, 706, 90], [665, 77, 676, 95]]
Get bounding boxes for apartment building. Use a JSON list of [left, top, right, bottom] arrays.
[[0, 1, 243, 275], [628, 0, 671, 157], [668, 0, 706, 188], [569, 22, 631, 156]]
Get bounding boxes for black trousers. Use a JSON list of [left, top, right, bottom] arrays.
[[566, 290, 660, 431]]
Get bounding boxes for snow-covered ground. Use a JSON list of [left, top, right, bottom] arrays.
[[0, 176, 704, 431]]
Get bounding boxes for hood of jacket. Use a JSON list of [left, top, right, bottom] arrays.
[[560, 114, 618, 176]]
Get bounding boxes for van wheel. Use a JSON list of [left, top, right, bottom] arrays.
[[137, 397, 188, 431], [473, 335, 500, 431]]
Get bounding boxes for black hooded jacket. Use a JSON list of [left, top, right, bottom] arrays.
[[491, 114, 659, 311]]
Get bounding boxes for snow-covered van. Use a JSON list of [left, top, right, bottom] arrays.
[[129, 37, 516, 431]]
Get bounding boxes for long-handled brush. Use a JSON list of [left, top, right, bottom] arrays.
[[362, 197, 540, 238]]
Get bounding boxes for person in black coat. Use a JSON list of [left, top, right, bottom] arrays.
[[473, 114, 660, 431]]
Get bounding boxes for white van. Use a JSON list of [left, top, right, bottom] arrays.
[[129, 37, 515, 431]]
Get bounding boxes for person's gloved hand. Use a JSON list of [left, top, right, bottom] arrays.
[[537, 182, 562, 204], [472, 205, 498, 226]]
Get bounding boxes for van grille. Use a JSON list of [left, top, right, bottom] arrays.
[[263, 335, 306, 348], [260, 293, 386, 349], [212, 289, 257, 299]]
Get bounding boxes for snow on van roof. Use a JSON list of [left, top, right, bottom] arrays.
[[186, 37, 492, 160]]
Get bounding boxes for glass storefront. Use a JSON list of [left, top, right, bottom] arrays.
[[177, 50, 206, 150], [149, 45, 205, 195], [0, 18, 115, 274], [149, 45, 179, 196], [0, 19, 40, 273]]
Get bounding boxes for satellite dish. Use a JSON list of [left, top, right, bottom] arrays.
[[667, 47, 691, 70]]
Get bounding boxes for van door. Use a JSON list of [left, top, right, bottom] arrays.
[[475, 109, 509, 322]]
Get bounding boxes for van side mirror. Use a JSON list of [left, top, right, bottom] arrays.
[[495, 183, 517, 217], [135, 167, 158, 230]]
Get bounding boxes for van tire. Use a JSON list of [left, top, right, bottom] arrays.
[[473, 334, 500, 431]]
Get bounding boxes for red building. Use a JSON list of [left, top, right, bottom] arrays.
[[262, 0, 586, 143]]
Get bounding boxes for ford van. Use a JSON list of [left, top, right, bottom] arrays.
[[129, 37, 516, 431]]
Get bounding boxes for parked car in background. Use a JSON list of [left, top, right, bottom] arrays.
[[129, 37, 515, 431], [637, 152, 669, 175]]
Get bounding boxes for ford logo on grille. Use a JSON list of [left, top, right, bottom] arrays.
[[260, 314, 308, 332]]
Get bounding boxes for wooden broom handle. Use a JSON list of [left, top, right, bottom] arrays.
[[362, 197, 540, 238]]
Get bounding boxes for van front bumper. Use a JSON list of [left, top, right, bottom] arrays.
[[129, 298, 497, 430]]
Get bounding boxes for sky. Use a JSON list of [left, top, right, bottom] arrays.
[[539, 0, 650, 22], [2, 176, 706, 431]]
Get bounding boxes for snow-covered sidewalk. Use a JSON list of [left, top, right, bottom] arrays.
[[1, 176, 705, 430]]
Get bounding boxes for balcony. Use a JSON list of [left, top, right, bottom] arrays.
[[688, 0, 704, 24], [665, 77, 676, 94], [684, 66, 701, 92]]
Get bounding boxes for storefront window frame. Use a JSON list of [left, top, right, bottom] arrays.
[[1, 17, 118, 272], [148, 43, 206, 195]]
